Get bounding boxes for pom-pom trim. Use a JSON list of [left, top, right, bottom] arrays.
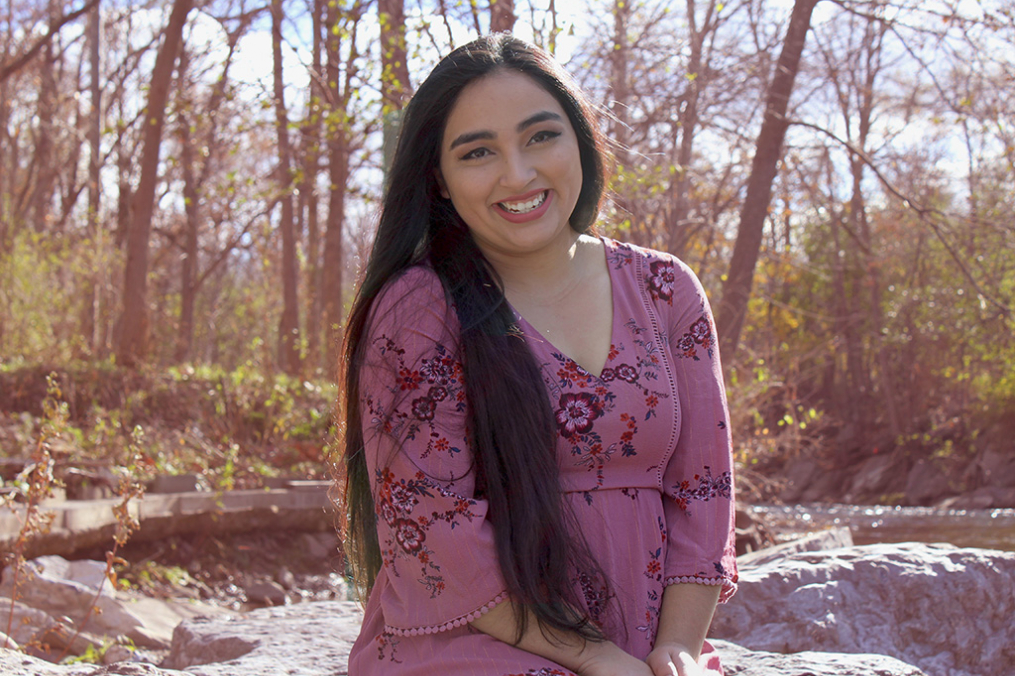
[[384, 591, 509, 637]]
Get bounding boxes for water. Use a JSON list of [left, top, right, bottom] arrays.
[[750, 503, 1015, 553]]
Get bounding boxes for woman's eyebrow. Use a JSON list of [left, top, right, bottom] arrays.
[[449, 130, 494, 150], [517, 110, 562, 131], [448, 111, 563, 151]]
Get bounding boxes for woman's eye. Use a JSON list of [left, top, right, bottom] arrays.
[[461, 147, 490, 160], [529, 130, 561, 144]]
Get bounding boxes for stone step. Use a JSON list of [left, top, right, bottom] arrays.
[[0, 484, 335, 559]]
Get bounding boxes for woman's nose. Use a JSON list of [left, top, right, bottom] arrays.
[[500, 150, 537, 188]]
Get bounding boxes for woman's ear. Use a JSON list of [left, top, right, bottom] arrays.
[[434, 169, 450, 199]]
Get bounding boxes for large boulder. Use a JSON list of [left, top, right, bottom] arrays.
[[0, 555, 229, 656], [1, 595, 925, 676], [163, 600, 362, 675], [711, 542, 1015, 676], [713, 640, 925, 675]]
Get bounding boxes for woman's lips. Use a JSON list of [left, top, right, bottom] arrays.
[[494, 190, 552, 223]]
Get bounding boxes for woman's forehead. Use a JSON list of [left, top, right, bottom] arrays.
[[442, 71, 568, 144]]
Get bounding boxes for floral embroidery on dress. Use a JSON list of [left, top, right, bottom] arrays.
[[673, 305, 716, 361], [670, 466, 733, 515], [375, 468, 484, 597], [578, 570, 610, 625], [503, 668, 575, 676], [365, 336, 466, 460], [546, 321, 671, 488], [647, 260, 677, 304], [376, 630, 401, 663], [636, 516, 667, 637], [555, 391, 604, 436]]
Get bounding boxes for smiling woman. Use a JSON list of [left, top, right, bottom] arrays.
[[437, 71, 583, 260], [339, 34, 736, 676]]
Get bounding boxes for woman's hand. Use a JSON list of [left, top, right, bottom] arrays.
[[644, 643, 715, 676], [575, 641, 655, 676]]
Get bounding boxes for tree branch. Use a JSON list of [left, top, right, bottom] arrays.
[[0, 0, 101, 83], [791, 118, 1012, 318]]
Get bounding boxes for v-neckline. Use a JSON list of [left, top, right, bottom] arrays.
[[508, 237, 617, 379]]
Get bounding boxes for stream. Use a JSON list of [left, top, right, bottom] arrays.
[[750, 503, 1015, 553]]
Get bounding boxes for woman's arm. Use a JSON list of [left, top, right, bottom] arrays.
[[471, 600, 654, 676], [644, 583, 721, 676]]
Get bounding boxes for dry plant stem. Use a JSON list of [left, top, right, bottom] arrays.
[[4, 421, 59, 649], [55, 479, 143, 663]]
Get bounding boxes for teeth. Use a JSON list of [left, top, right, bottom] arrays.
[[500, 192, 547, 214]]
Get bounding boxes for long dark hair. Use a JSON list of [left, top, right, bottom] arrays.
[[341, 34, 608, 642]]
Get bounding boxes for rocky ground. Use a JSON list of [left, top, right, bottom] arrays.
[[6, 536, 1013, 676], [82, 529, 350, 612], [0, 528, 349, 668]]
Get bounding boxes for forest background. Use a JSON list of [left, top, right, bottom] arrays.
[[1, 0, 1013, 507]]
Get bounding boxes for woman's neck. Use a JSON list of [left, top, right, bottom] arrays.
[[482, 232, 600, 305]]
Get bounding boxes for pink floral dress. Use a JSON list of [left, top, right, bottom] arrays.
[[348, 238, 737, 675]]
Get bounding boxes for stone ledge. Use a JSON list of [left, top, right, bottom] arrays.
[[0, 486, 335, 559]]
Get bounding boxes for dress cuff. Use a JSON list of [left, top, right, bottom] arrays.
[[383, 590, 509, 636], [663, 575, 738, 603]]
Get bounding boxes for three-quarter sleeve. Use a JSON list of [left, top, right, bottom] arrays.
[[358, 267, 508, 635], [655, 257, 738, 602]]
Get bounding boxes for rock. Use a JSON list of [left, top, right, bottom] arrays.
[[905, 460, 951, 505], [846, 453, 904, 502], [101, 645, 136, 665], [713, 639, 926, 675], [0, 632, 19, 651], [0, 646, 195, 675], [779, 457, 820, 502], [712, 542, 1015, 676], [0, 556, 148, 647], [244, 579, 288, 606], [734, 508, 776, 556], [275, 566, 297, 590], [164, 600, 362, 675], [737, 527, 853, 568], [798, 471, 845, 503], [0, 556, 230, 655], [6, 556, 110, 593], [297, 532, 339, 562], [979, 447, 1015, 488], [147, 474, 202, 494], [0, 597, 61, 645], [938, 486, 1015, 510]]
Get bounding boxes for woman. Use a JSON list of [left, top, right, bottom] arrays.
[[341, 34, 737, 676]]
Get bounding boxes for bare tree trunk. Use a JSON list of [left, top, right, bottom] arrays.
[[82, 0, 102, 353], [823, 150, 860, 428], [715, 0, 818, 360], [610, 0, 630, 166], [668, 0, 718, 257], [0, 22, 9, 250], [379, 0, 410, 110], [321, 0, 352, 371], [850, 17, 901, 439], [303, 0, 325, 371], [115, 0, 193, 368], [175, 48, 199, 364], [490, 0, 516, 33], [272, 0, 302, 376], [29, 0, 59, 232], [379, 0, 409, 185]]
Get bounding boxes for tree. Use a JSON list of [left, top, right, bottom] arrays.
[[490, 0, 516, 33], [115, 0, 194, 368], [272, 0, 302, 376], [715, 0, 819, 361], [301, 0, 326, 371], [321, 0, 365, 371]]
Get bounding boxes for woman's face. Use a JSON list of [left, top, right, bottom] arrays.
[[437, 70, 584, 260]]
